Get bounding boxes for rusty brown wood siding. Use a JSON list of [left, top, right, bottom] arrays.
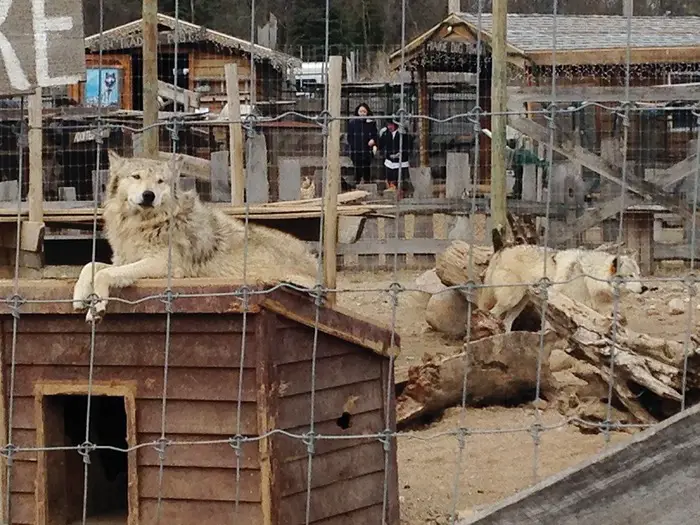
[[2, 313, 264, 524], [270, 319, 396, 525]]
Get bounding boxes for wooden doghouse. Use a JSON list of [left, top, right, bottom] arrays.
[[0, 279, 400, 525]]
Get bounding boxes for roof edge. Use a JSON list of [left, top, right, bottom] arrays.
[[0, 278, 399, 358]]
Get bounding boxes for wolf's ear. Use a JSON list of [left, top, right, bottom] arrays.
[[107, 149, 123, 167], [610, 256, 619, 275], [167, 153, 185, 177]]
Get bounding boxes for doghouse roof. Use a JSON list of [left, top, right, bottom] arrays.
[[84, 13, 301, 71], [0, 279, 399, 358]]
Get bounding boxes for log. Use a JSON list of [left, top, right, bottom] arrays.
[[435, 240, 493, 287], [397, 331, 559, 425], [525, 287, 700, 424], [425, 290, 504, 340]]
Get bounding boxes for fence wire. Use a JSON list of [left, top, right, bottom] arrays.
[[0, 0, 699, 524]]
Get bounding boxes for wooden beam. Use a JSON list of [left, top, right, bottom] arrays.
[[490, 0, 508, 233], [646, 154, 699, 190], [224, 63, 245, 205], [552, 195, 644, 246], [508, 115, 693, 220], [155, 152, 210, 181], [527, 46, 700, 67], [141, 0, 159, 159], [322, 56, 343, 305], [157, 80, 200, 110], [509, 83, 700, 104], [28, 88, 43, 223]]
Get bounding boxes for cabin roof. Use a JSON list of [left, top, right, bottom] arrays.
[[390, 13, 700, 68], [84, 13, 301, 71], [0, 279, 399, 358]]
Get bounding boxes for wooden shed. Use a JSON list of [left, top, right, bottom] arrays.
[[0, 279, 400, 525], [67, 13, 301, 113]]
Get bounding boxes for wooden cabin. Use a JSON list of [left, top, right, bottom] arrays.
[[388, 12, 700, 191], [67, 13, 302, 113], [0, 279, 400, 525]]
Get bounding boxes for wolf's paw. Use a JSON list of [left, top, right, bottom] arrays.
[[84, 296, 107, 324]]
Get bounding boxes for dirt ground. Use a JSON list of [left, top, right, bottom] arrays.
[[336, 266, 697, 524]]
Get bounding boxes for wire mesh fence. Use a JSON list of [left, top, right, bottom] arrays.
[[0, 0, 698, 524]]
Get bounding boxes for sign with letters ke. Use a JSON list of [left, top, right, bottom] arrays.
[[0, 0, 86, 95]]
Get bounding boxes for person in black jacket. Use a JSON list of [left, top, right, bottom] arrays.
[[377, 119, 414, 197], [346, 103, 378, 184]]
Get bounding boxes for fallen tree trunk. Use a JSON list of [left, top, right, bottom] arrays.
[[425, 289, 504, 340], [397, 331, 560, 425], [525, 287, 700, 424], [435, 241, 493, 287]]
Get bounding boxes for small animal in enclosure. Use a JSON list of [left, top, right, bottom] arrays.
[[478, 243, 644, 332], [73, 151, 319, 323]]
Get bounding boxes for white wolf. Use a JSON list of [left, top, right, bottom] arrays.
[[477, 244, 644, 332], [72, 151, 319, 322]]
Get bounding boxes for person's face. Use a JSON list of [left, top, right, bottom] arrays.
[[387, 122, 397, 132], [358, 106, 368, 117]]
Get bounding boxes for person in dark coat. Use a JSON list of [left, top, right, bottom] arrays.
[[377, 119, 414, 198], [346, 103, 378, 184]]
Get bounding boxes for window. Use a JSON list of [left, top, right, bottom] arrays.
[[667, 72, 700, 132]]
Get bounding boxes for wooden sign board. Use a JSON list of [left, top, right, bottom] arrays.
[[0, 0, 86, 95]]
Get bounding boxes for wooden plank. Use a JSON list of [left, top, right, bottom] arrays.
[[271, 325, 362, 366], [209, 150, 231, 203], [256, 310, 277, 525], [526, 46, 700, 67], [404, 213, 416, 267], [139, 466, 260, 502], [245, 132, 269, 203], [0, 220, 44, 252], [28, 88, 43, 224], [509, 83, 700, 103], [157, 80, 200, 110], [654, 242, 700, 261], [157, 151, 210, 181], [10, 366, 258, 402], [6, 459, 34, 493], [276, 353, 382, 398], [11, 398, 257, 435], [138, 433, 259, 469], [278, 158, 302, 201], [10, 493, 34, 524], [446, 152, 470, 198], [280, 155, 354, 169], [279, 471, 386, 524], [336, 238, 453, 256], [279, 441, 385, 497], [277, 380, 384, 429], [459, 401, 700, 525], [646, 153, 699, 190], [508, 115, 693, 220], [139, 499, 262, 524], [552, 195, 643, 246], [224, 63, 245, 205], [274, 410, 385, 462], [323, 55, 343, 306], [142, 0, 159, 159], [6, 331, 256, 368]]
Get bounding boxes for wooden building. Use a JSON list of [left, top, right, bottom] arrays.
[[0, 279, 400, 525], [388, 12, 700, 190], [67, 13, 302, 113]]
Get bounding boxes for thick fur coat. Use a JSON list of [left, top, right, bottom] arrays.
[[73, 151, 319, 322], [478, 244, 644, 331]]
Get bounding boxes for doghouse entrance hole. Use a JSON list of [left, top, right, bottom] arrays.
[[512, 303, 546, 333], [43, 395, 129, 525]]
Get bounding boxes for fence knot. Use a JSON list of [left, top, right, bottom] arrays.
[[535, 277, 552, 300], [378, 429, 393, 452], [160, 288, 177, 313], [0, 443, 17, 464], [243, 113, 258, 138], [455, 426, 470, 449], [311, 284, 326, 307], [166, 116, 185, 141], [462, 280, 477, 303], [153, 437, 171, 461], [5, 294, 24, 319], [302, 431, 317, 455], [78, 441, 96, 464], [228, 435, 245, 456], [529, 423, 543, 446]]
